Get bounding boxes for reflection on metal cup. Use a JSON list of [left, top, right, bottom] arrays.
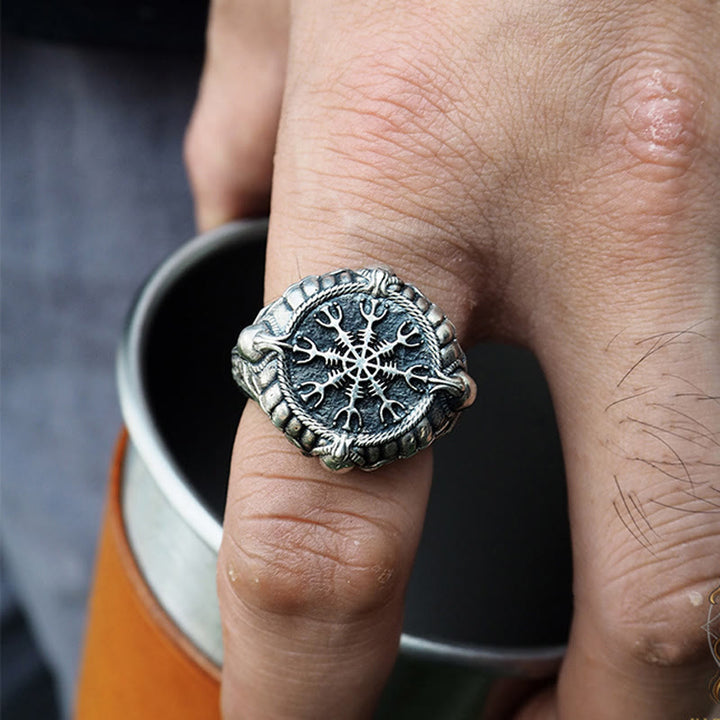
[[77, 219, 572, 719]]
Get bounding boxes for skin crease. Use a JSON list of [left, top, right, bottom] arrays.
[[185, 1, 720, 718]]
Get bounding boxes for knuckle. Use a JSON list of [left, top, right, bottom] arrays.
[[597, 43, 718, 196], [611, 603, 710, 669], [598, 557, 718, 669], [611, 65, 706, 180], [565, 47, 719, 274], [219, 494, 402, 619]]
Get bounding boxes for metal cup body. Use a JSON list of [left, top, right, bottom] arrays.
[[78, 219, 571, 719]]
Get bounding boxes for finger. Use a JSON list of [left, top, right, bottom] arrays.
[[220, 412, 433, 719], [217, 7, 495, 719], [185, 0, 289, 230], [513, 19, 720, 718]]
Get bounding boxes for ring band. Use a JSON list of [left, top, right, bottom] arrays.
[[232, 267, 475, 471]]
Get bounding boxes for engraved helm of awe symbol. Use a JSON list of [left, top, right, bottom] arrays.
[[288, 295, 430, 433], [232, 267, 476, 471]]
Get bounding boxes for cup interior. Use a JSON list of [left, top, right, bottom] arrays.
[[141, 225, 572, 650]]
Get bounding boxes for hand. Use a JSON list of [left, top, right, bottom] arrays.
[[185, 1, 720, 717]]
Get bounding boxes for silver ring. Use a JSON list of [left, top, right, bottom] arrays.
[[232, 267, 476, 471]]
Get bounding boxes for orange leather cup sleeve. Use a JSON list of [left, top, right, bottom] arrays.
[[75, 431, 221, 720]]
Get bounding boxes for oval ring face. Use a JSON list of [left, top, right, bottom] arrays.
[[232, 267, 475, 471]]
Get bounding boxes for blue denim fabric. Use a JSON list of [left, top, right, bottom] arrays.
[[1, 35, 201, 716]]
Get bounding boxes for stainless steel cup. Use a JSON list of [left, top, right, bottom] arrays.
[[117, 218, 571, 718]]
